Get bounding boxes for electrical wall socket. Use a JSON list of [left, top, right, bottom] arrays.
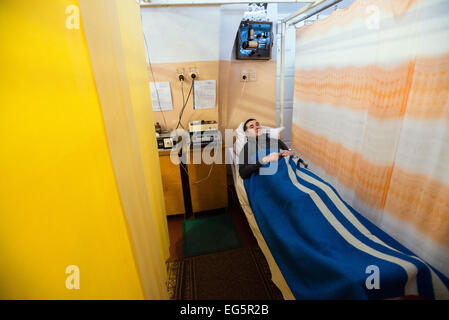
[[190, 67, 198, 79], [240, 69, 256, 82], [177, 68, 185, 81]]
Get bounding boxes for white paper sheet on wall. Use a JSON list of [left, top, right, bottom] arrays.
[[150, 81, 173, 111], [193, 80, 216, 109]]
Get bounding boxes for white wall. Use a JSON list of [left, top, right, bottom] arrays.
[[220, 4, 249, 60], [141, 5, 246, 63]]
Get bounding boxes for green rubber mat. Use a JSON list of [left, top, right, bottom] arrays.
[[182, 213, 241, 258]]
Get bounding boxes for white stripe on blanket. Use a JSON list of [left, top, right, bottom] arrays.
[[293, 159, 448, 299], [284, 157, 419, 296]]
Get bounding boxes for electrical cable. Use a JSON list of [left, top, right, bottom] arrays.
[[181, 80, 185, 110], [176, 80, 193, 130], [179, 79, 186, 129], [140, 13, 168, 130], [239, 78, 247, 105], [193, 162, 214, 184], [178, 150, 215, 184], [234, 76, 247, 119]]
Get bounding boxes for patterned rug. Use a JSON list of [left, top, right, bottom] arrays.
[[166, 246, 284, 300]]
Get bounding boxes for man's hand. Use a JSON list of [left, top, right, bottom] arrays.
[[261, 152, 280, 164], [280, 149, 295, 157]]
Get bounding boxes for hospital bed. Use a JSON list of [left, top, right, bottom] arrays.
[[226, 145, 295, 300], [225, 125, 449, 300]]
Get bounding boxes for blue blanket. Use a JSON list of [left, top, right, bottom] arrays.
[[244, 155, 449, 300]]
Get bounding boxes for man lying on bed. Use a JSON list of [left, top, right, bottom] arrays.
[[239, 119, 449, 300], [239, 118, 294, 179]]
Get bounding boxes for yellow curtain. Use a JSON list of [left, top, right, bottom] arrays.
[[0, 0, 169, 299], [79, 0, 171, 299]]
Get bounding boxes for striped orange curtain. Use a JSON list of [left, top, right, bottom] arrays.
[[292, 0, 449, 276]]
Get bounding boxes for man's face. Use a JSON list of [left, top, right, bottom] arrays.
[[245, 120, 263, 137]]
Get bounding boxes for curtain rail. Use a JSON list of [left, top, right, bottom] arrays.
[[139, 0, 314, 7], [288, 0, 342, 25]]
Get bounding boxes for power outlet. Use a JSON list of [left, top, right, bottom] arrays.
[[177, 68, 185, 81], [240, 69, 256, 82], [190, 67, 198, 79], [240, 70, 249, 82]]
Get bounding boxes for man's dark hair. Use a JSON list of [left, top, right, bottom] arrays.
[[243, 118, 256, 132]]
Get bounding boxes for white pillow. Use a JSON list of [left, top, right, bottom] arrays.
[[234, 122, 247, 162], [233, 122, 284, 162]]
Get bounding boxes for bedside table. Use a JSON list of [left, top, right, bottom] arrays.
[[158, 149, 185, 216], [158, 146, 228, 217]]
